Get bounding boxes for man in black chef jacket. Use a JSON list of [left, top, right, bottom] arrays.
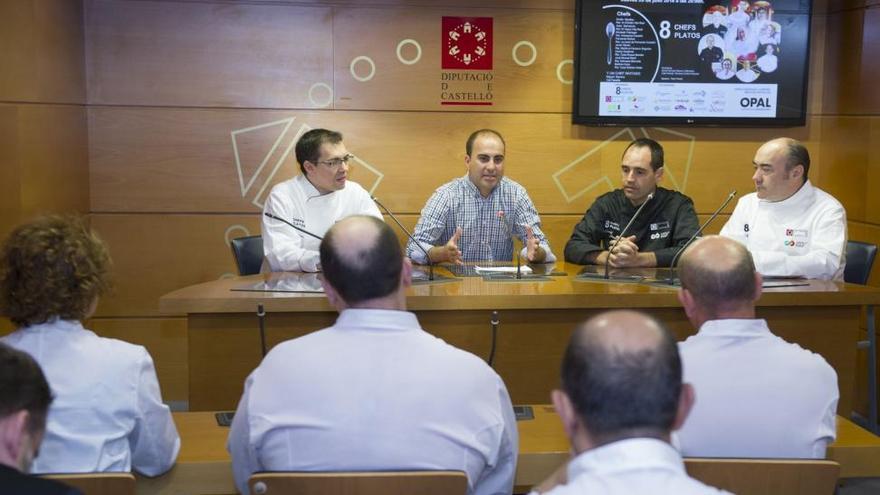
[[564, 138, 699, 268]]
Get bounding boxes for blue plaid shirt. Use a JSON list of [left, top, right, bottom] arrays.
[[407, 176, 555, 263]]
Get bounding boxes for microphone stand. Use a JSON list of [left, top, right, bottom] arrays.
[[497, 211, 523, 279], [263, 212, 324, 241], [372, 197, 457, 284], [665, 190, 737, 285], [602, 192, 654, 279]]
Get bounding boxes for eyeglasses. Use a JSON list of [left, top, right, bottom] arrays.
[[316, 154, 354, 170]]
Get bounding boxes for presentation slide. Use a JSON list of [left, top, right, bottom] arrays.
[[575, 0, 811, 125]]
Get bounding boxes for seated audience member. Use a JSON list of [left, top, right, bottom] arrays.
[[564, 138, 699, 267], [228, 215, 518, 495], [0, 215, 179, 475], [0, 343, 82, 494], [262, 128, 383, 272], [407, 129, 555, 264], [533, 310, 727, 494], [676, 235, 838, 457], [719, 137, 846, 280]]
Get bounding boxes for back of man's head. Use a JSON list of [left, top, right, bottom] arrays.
[[320, 216, 404, 305], [678, 236, 758, 317], [560, 310, 684, 446], [0, 342, 52, 471]]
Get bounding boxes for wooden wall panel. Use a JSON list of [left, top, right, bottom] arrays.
[[18, 105, 89, 218], [867, 118, 880, 225], [0, 105, 22, 241], [90, 214, 262, 317], [88, 317, 188, 402], [85, 1, 576, 111], [89, 106, 831, 216], [821, 7, 879, 115], [806, 14, 827, 115], [825, 0, 880, 13], [262, 0, 575, 8], [85, 0, 334, 108], [0, 0, 85, 104], [817, 117, 870, 222], [0, 104, 88, 238], [333, 7, 573, 112], [861, 7, 880, 113]]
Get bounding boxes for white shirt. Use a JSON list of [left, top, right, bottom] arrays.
[[262, 174, 382, 272], [736, 68, 759, 82], [227, 309, 518, 495], [716, 68, 735, 80], [1, 320, 180, 476], [542, 438, 729, 495], [720, 180, 847, 280], [677, 319, 838, 458], [757, 53, 778, 73]]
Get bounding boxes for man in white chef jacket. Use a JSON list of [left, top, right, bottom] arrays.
[[261, 128, 382, 272], [720, 137, 847, 280]]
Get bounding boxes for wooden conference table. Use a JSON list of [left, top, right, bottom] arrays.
[[135, 406, 880, 495], [159, 263, 880, 413]]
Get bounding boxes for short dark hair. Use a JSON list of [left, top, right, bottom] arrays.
[[0, 343, 52, 435], [623, 138, 664, 171], [679, 239, 757, 315], [783, 139, 810, 182], [295, 128, 343, 175], [465, 129, 506, 156], [0, 215, 111, 327], [561, 312, 682, 443], [320, 216, 403, 304]]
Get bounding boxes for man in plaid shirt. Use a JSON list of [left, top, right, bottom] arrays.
[[406, 129, 555, 265]]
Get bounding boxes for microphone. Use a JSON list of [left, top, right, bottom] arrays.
[[497, 210, 522, 279], [372, 196, 436, 282], [263, 212, 323, 241], [666, 190, 737, 284], [604, 192, 654, 279]]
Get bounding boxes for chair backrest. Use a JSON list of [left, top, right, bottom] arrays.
[[248, 471, 468, 495], [845, 240, 878, 285], [231, 235, 264, 275], [42, 473, 136, 495], [684, 458, 840, 495]]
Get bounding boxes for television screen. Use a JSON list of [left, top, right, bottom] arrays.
[[573, 0, 812, 126]]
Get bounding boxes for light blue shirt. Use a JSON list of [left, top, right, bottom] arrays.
[[2, 319, 179, 476], [227, 308, 518, 495], [678, 318, 838, 458], [544, 438, 729, 495]]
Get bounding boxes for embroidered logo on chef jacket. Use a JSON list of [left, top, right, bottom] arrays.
[[650, 221, 670, 231], [290, 217, 306, 228], [648, 219, 671, 240], [604, 220, 621, 233], [783, 227, 808, 248]]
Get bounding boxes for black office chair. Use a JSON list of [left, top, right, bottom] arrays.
[[230, 235, 264, 275], [845, 240, 878, 285]]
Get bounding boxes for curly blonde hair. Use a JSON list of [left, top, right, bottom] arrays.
[[0, 215, 111, 327]]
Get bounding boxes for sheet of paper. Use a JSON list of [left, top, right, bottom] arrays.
[[474, 265, 533, 275]]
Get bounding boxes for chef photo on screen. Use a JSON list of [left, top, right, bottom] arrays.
[[699, 34, 725, 80]]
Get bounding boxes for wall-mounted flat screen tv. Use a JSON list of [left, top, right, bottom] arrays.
[[573, 0, 812, 126]]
